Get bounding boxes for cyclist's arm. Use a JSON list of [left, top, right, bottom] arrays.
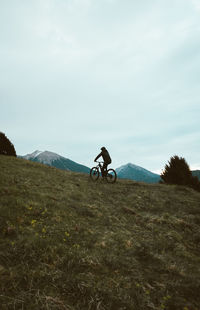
[[94, 152, 102, 162]]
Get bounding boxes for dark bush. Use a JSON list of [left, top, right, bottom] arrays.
[[161, 155, 200, 192], [0, 132, 16, 157], [190, 175, 200, 192]]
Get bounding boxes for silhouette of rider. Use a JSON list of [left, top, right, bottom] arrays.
[[94, 147, 112, 177]]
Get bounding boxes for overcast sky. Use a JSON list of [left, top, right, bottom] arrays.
[[1, 0, 200, 172]]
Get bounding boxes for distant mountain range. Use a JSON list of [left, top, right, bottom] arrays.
[[20, 150, 90, 174], [20, 150, 200, 184], [192, 170, 200, 180]]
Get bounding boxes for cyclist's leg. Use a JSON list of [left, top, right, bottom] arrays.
[[102, 162, 108, 177]]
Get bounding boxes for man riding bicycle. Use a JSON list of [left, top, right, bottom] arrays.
[[94, 147, 112, 177]]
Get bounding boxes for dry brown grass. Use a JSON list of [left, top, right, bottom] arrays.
[[0, 155, 200, 309]]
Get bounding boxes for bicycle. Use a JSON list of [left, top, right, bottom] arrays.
[[90, 161, 117, 184]]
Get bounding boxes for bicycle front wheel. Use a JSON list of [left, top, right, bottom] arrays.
[[106, 169, 117, 184], [90, 167, 100, 182]]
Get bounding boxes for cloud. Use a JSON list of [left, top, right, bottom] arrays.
[[0, 0, 200, 171], [191, 0, 200, 10]]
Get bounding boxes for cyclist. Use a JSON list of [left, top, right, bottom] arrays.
[[94, 147, 112, 177]]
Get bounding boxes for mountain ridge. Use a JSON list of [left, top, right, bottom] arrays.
[[21, 150, 161, 183], [20, 150, 90, 174], [20, 150, 200, 183], [116, 162, 161, 183]]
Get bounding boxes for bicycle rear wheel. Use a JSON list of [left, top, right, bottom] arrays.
[[90, 167, 100, 182], [106, 168, 117, 184]]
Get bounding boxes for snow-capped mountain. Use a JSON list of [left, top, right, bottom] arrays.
[[23, 150, 43, 159], [23, 150, 61, 165], [21, 150, 90, 174], [116, 163, 161, 183]]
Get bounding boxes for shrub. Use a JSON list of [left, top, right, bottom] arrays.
[[161, 155, 200, 192], [0, 132, 16, 156], [190, 175, 200, 192]]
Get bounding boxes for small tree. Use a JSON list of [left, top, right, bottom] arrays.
[[161, 155, 200, 192], [0, 132, 16, 157]]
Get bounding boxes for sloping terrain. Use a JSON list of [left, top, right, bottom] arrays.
[[0, 155, 200, 310]]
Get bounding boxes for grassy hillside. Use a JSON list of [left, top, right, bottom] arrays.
[[0, 155, 200, 310]]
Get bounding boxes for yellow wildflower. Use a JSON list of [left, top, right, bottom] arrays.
[[31, 220, 37, 227]]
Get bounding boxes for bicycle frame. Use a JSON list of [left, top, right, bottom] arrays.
[[95, 161, 105, 174]]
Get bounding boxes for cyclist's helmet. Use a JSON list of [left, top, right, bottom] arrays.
[[101, 147, 106, 151]]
